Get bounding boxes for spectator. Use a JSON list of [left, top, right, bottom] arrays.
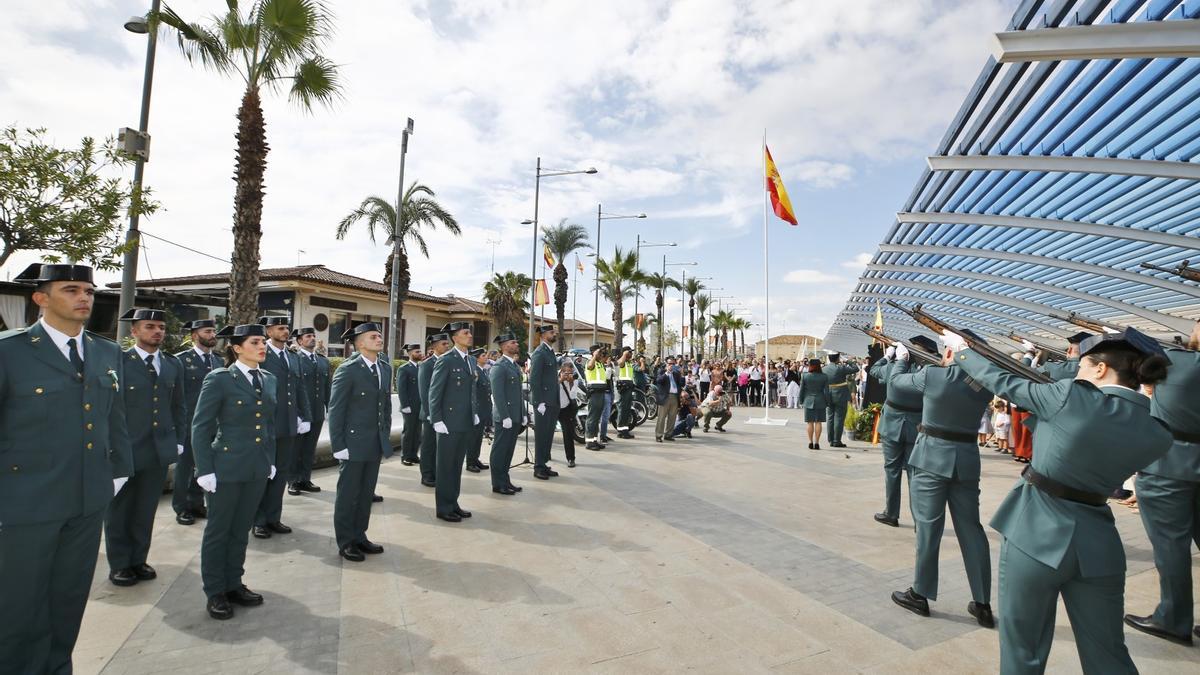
[[556, 363, 582, 467], [698, 361, 712, 399], [672, 391, 699, 438], [701, 384, 732, 432], [654, 358, 686, 442]]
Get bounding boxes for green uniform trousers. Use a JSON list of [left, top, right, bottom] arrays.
[[255, 435, 296, 527], [419, 421, 438, 482], [0, 508, 103, 674], [435, 430, 469, 516], [105, 462, 169, 570], [616, 384, 634, 431], [172, 439, 206, 515], [910, 467, 990, 603], [201, 480, 264, 598], [1135, 471, 1200, 636], [295, 419, 324, 482], [533, 408, 556, 470], [585, 389, 606, 442], [334, 460, 381, 549], [998, 538, 1135, 675], [881, 436, 915, 521], [400, 411, 421, 462], [489, 426, 519, 489], [826, 398, 849, 443], [468, 423, 485, 463]]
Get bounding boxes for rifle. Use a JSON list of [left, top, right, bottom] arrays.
[[887, 301, 1053, 383], [1141, 260, 1200, 283], [856, 325, 942, 367], [1007, 332, 1068, 361], [1049, 311, 1190, 350]]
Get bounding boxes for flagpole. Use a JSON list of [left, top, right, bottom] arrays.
[[750, 129, 785, 427], [571, 261, 578, 348]]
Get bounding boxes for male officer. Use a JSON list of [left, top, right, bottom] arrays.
[[253, 316, 311, 538], [822, 352, 855, 448], [1037, 332, 1091, 381], [428, 321, 479, 522], [888, 335, 996, 628], [0, 264, 133, 674], [489, 333, 525, 495], [174, 319, 220, 525], [289, 327, 330, 495], [466, 347, 492, 473], [869, 337, 936, 528], [396, 343, 423, 466], [529, 325, 561, 479], [613, 346, 637, 439], [107, 308, 186, 587], [328, 323, 392, 562], [583, 344, 610, 451], [1125, 320, 1200, 644], [419, 332, 450, 487]]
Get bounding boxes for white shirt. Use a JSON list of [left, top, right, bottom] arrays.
[[232, 360, 262, 387], [133, 345, 161, 375], [668, 372, 678, 394], [698, 369, 711, 383], [749, 367, 762, 381], [192, 345, 216, 366], [270, 343, 290, 366], [299, 347, 316, 360], [39, 318, 84, 362], [360, 353, 382, 387]]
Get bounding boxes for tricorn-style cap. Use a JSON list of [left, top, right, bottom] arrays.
[[258, 316, 290, 327], [119, 308, 166, 322], [589, 343, 605, 352], [443, 321, 472, 333], [1066, 331, 1093, 345], [291, 327, 316, 338], [340, 322, 383, 342], [908, 335, 940, 355], [403, 343, 422, 351], [14, 263, 94, 285], [1079, 327, 1166, 359], [469, 347, 485, 357], [535, 324, 556, 334], [494, 333, 517, 345], [427, 332, 449, 344], [216, 324, 267, 340], [182, 319, 216, 331]]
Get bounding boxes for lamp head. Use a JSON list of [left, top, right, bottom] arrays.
[[521, 219, 534, 225], [124, 15, 149, 33], [585, 168, 598, 174]]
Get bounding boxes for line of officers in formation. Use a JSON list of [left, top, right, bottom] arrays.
[[862, 320, 1200, 674], [0, 263, 588, 674]]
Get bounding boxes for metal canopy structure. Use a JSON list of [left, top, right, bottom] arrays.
[[823, 0, 1200, 355]]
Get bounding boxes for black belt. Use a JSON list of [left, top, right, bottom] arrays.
[[917, 424, 977, 444], [1021, 465, 1107, 507], [1172, 429, 1200, 444], [885, 400, 922, 414]]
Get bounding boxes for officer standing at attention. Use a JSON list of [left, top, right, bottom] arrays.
[[529, 325, 561, 479], [869, 337, 937, 528], [465, 347, 492, 473], [947, 328, 1173, 673], [174, 319, 220, 525], [0, 264, 133, 673], [887, 334, 996, 627], [253, 316, 311, 539], [192, 324, 276, 620], [489, 333, 525, 495], [288, 327, 329, 496], [418, 332, 450, 487], [799, 358, 831, 450], [429, 321, 479, 521], [106, 308, 186, 587], [1124, 320, 1200, 645], [822, 352, 855, 448], [328, 323, 392, 562], [584, 345, 611, 451], [396, 343, 423, 466], [613, 346, 637, 439]]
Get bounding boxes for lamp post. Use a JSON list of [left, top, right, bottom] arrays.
[[116, 0, 161, 342], [525, 159, 597, 350], [682, 274, 713, 356], [661, 258, 697, 356], [592, 206, 646, 344], [633, 236, 674, 348], [386, 117, 415, 358]]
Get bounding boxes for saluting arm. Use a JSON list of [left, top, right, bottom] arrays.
[[888, 358, 927, 396], [955, 350, 1070, 419], [868, 359, 889, 380], [190, 373, 222, 477]]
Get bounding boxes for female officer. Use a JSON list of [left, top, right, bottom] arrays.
[[946, 328, 1173, 674], [799, 358, 830, 449], [191, 324, 277, 620]]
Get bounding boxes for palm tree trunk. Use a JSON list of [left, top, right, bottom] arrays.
[[688, 300, 695, 359], [612, 290, 624, 349], [228, 86, 268, 324], [553, 263, 568, 351], [395, 248, 411, 355]]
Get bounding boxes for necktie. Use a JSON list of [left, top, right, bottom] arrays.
[[145, 354, 157, 382], [203, 352, 214, 370], [66, 338, 84, 375], [249, 368, 263, 393], [370, 363, 380, 389]]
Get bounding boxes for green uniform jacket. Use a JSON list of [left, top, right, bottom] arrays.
[[191, 367, 278, 482], [0, 324, 133, 525], [429, 349, 479, 432], [870, 358, 923, 440], [297, 351, 331, 423], [263, 347, 311, 437], [176, 348, 220, 425], [822, 362, 855, 404], [529, 342, 560, 411], [1142, 348, 1200, 480], [890, 359, 993, 480], [799, 371, 831, 410], [121, 348, 187, 469], [955, 349, 1174, 576], [490, 357, 523, 423], [327, 354, 393, 461], [418, 356, 438, 422], [475, 365, 493, 425], [1039, 357, 1080, 381], [396, 360, 420, 411]]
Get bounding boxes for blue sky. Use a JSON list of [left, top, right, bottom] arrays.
[[2, 0, 1015, 342]]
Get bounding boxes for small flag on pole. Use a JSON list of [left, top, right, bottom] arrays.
[[534, 279, 550, 306], [872, 300, 884, 346], [543, 244, 556, 269], [764, 145, 798, 226], [575, 254, 584, 273], [682, 326, 689, 338]]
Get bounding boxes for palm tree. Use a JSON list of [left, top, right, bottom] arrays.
[[541, 219, 590, 351], [335, 182, 460, 350], [711, 309, 735, 357], [594, 247, 647, 350], [683, 277, 705, 358], [693, 316, 709, 360], [483, 271, 532, 349], [733, 318, 751, 357], [643, 272, 682, 356], [157, 0, 342, 323], [694, 294, 711, 357]]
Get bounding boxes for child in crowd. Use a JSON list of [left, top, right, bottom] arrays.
[[991, 400, 1011, 454]]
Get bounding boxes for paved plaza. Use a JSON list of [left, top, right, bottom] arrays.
[[76, 407, 1196, 674]]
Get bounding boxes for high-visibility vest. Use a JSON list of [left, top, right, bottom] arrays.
[[585, 362, 608, 389], [617, 362, 635, 381]]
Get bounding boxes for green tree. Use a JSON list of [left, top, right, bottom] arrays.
[[157, 0, 342, 323], [594, 247, 647, 350], [336, 182, 460, 351], [642, 272, 682, 356], [692, 315, 709, 360], [711, 309, 735, 357], [540, 219, 590, 351], [0, 126, 158, 270], [683, 277, 705, 358], [483, 271, 532, 352], [694, 294, 711, 357], [625, 313, 655, 354]]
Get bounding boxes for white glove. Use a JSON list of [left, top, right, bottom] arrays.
[[333, 448, 350, 460], [113, 477, 128, 495], [269, 465, 277, 480], [197, 473, 217, 493], [473, 414, 479, 425], [433, 421, 449, 434], [941, 330, 968, 353], [401, 406, 412, 414], [522, 416, 528, 425], [894, 343, 910, 361], [537, 402, 546, 415], [177, 444, 185, 456], [1021, 339, 1036, 352], [297, 419, 311, 434], [884, 346, 896, 359], [502, 417, 513, 429]]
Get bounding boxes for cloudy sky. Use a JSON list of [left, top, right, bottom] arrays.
[[3, 0, 1014, 343]]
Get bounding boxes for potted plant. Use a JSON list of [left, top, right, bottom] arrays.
[[852, 403, 882, 442]]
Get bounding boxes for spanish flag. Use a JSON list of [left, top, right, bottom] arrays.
[[764, 145, 798, 226], [543, 244, 556, 269], [533, 278, 551, 306]]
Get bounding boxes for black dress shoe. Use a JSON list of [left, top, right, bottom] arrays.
[[437, 512, 463, 523], [372, 494, 383, 502], [475, 460, 489, 469], [663, 435, 674, 442], [492, 486, 517, 495], [716, 427, 726, 432], [421, 479, 436, 488], [618, 432, 634, 439], [466, 462, 481, 473], [133, 563, 156, 580], [891, 588, 930, 617], [252, 526, 272, 539], [586, 442, 602, 451], [544, 468, 559, 477], [508, 484, 523, 492], [401, 458, 417, 466], [968, 602, 995, 628], [227, 585, 264, 606], [601, 436, 613, 443], [207, 593, 234, 620], [176, 511, 196, 526], [357, 540, 384, 554], [266, 522, 292, 534], [1123, 614, 1193, 645], [874, 513, 900, 527], [568, 459, 576, 468], [655, 437, 663, 442], [454, 508, 472, 518], [192, 505, 208, 519], [339, 545, 366, 562], [703, 427, 710, 433], [808, 443, 815, 450], [109, 568, 138, 587], [287, 483, 302, 496], [534, 471, 551, 480], [814, 443, 821, 450]]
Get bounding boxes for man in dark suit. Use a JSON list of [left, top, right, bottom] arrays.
[[396, 343, 423, 466], [289, 327, 330, 495], [529, 325, 561, 479], [488, 333, 524, 494], [418, 333, 450, 487], [466, 347, 492, 473], [654, 357, 686, 442], [174, 319, 220, 525], [428, 322, 479, 522], [252, 316, 311, 539]]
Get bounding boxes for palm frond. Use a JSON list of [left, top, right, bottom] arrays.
[[287, 55, 343, 110], [156, 5, 233, 73]]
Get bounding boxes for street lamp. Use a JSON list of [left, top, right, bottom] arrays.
[[661, 258, 696, 356], [386, 117, 415, 358], [526, 158, 597, 350], [633, 236, 674, 342], [593, 207, 646, 343], [116, 0, 161, 342]]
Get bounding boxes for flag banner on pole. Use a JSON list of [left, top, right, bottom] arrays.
[[575, 254, 584, 273], [872, 300, 884, 344], [635, 313, 646, 331], [764, 145, 798, 226], [543, 244, 556, 269], [534, 279, 551, 306], [682, 325, 689, 337]]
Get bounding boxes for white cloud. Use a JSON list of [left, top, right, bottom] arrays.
[[783, 269, 842, 284], [841, 252, 874, 270]]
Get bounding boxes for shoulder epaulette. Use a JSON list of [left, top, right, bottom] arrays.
[[85, 330, 117, 345], [0, 327, 29, 341]]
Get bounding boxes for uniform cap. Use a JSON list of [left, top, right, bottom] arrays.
[[907, 335, 940, 355], [216, 324, 267, 341], [1066, 331, 1093, 345], [427, 332, 449, 345], [535, 325, 556, 334], [1079, 327, 1166, 359], [340, 322, 383, 342], [258, 315, 290, 327], [403, 343, 422, 351], [14, 263, 94, 285], [119, 308, 166, 322], [182, 319, 216, 331], [443, 321, 472, 333], [493, 333, 518, 345], [468, 347, 485, 357], [291, 327, 316, 338]]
